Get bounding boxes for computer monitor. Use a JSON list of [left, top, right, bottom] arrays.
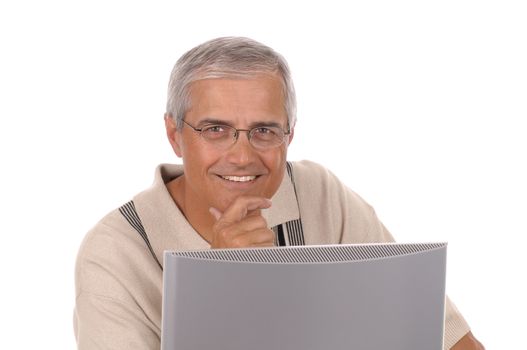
[[161, 243, 447, 350]]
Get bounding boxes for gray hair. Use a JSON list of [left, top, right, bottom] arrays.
[[166, 37, 297, 129]]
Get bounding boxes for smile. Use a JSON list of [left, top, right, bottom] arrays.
[[220, 175, 257, 182]]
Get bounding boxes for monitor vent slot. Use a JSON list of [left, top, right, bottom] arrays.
[[169, 243, 446, 264]]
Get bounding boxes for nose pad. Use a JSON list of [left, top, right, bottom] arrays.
[[226, 130, 255, 165], [233, 129, 252, 144]]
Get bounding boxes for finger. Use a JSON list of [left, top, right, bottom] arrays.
[[209, 205, 263, 221], [246, 228, 275, 246], [211, 215, 269, 246], [246, 208, 263, 217], [209, 207, 222, 221], [213, 196, 272, 223], [250, 241, 276, 247], [230, 228, 276, 248], [222, 215, 269, 233]]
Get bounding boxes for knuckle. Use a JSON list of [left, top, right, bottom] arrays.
[[255, 216, 267, 226], [247, 215, 267, 228], [264, 230, 275, 242], [254, 229, 274, 244], [230, 236, 245, 248], [214, 226, 231, 241]]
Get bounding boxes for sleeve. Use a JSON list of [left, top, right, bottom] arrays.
[[339, 181, 471, 349], [74, 215, 162, 350], [74, 293, 160, 350], [292, 161, 471, 349], [335, 177, 471, 349], [443, 297, 471, 349]]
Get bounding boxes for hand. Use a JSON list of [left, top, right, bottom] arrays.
[[209, 196, 275, 249], [450, 332, 485, 350]]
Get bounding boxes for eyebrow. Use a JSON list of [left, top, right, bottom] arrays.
[[196, 118, 231, 126], [197, 118, 286, 129]]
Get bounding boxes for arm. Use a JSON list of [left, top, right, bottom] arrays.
[[75, 292, 160, 349], [451, 332, 485, 350], [75, 217, 163, 349]]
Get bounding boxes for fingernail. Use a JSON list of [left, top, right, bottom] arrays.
[[209, 207, 222, 220]]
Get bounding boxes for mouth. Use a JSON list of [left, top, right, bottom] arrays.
[[220, 175, 258, 182]]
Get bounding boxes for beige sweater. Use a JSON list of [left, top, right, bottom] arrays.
[[74, 160, 470, 349]]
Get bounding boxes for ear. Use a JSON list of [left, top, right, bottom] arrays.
[[164, 114, 183, 157], [286, 125, 295, 146]]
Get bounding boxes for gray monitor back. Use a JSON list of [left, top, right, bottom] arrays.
[[161, 243, 447, 350]]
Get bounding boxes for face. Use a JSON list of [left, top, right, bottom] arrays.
[[165, 74, 294, 213]]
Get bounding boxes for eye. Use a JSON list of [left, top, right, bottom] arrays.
[[252, 127, 280, 141], [202, 124, 231, 140], [253, 127, 273, 134], [205, 125, 225, 133]]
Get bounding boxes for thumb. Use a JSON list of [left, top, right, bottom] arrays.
[[209, 207, 223, 221]]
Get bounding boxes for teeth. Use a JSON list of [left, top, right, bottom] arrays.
[[221, 175, 257, 182]]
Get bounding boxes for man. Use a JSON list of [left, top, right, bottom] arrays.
[[74, 37, 484, 349]]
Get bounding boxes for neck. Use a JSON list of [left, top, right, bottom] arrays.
[[166, 175, 215, 243]]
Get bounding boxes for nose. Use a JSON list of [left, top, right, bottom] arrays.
[[225, 130, 257, 166]]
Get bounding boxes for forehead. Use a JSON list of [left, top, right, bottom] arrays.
[[186, 74, 287, 123]]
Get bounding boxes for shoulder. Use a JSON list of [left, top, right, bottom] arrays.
[[289, 159, 335, 181], [288, 160, 393, 244], [74, 206, 163, 347], [76, 208, 133, 267], [289, 160, 372, 210], [288, 160, 344, 199], [75, 203, 161, 300]]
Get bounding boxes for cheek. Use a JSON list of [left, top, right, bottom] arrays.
[[181, 139, 217, 174], [269, 146, 287, 171], [261, 148, 288, 190], [266, 146, 288, 169]]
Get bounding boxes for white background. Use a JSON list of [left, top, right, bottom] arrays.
[[1, 0, 525, 348]]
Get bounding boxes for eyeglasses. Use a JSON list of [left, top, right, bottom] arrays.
[[182, 119, 291, 150]]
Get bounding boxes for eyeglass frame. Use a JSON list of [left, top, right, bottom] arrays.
[[181, 119, 291, 150]]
